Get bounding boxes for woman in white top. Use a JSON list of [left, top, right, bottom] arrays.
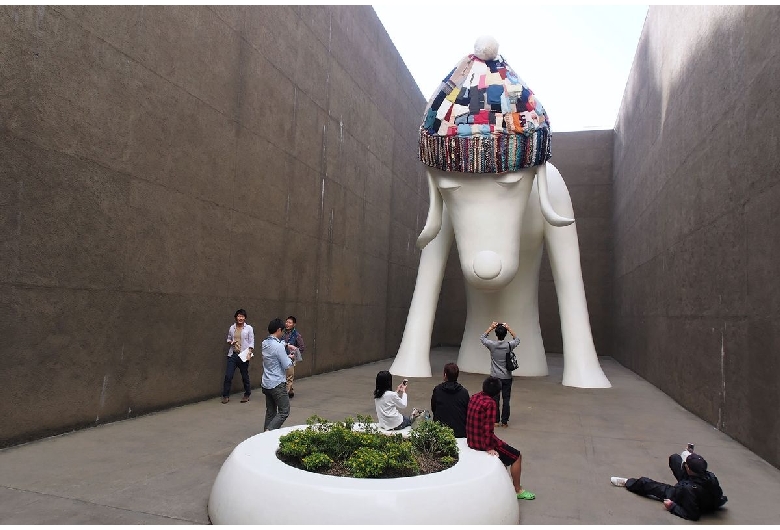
[[374, 370, 413, 430]]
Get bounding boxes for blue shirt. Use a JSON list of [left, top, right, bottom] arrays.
[[261, 335, 292, 389]]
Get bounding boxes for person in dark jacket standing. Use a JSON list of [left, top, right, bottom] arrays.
[[611, 450, 728, 520], [430, 362, 470, 437]]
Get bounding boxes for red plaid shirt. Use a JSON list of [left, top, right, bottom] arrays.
[[466, 391, 504, 452]]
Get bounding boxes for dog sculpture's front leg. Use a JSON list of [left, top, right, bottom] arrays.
[[389, 206, 454, 377]]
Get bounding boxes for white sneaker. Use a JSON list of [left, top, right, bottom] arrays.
[[611, 477, 628, 487]]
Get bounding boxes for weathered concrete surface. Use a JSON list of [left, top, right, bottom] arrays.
[[0, 5, 427, 447], [613, 5, 780, 468], [1, 349, 778, 524]]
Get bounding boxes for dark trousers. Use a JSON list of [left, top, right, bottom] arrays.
[[626, 454, 685, 500], [492, 377, 513, 424], [262, 382, 290, 431], [222, 353, 251, 398]]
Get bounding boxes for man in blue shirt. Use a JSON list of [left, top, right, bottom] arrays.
[[261, 318, 295, 431]]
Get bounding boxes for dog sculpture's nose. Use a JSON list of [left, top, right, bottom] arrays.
[[473, 251, 502, 280]]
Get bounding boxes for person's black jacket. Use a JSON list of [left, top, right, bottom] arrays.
[[430, 381, 470, 438], [669, 471, 726, 520]]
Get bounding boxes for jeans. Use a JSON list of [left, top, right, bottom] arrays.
[[392, 416, 412, 430], [492, 377, 513, 424], [222, 353, 251, 398], [262, 382, 290, 431]]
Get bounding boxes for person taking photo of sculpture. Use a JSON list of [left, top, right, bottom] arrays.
[[374, 370, 422, 431], [611, 444, 728, 520], [480, 321, 520, 427]]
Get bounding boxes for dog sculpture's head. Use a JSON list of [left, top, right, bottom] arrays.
[[416, 36, 572, 291]]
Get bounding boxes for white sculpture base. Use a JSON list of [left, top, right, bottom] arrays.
[[208, 425, 519, 525]]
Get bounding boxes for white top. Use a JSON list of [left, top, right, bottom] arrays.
[[375, 390, 407, 430], [226, 324, 254, 357]]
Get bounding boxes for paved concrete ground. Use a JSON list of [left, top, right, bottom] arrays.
[[2, 348, 779, 524]]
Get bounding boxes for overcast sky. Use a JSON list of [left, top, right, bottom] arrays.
[[372, 4, 648, 131]]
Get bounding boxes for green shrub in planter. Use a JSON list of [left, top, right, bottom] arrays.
[[302, 452, 333, 471], [345, 447, 389, 478], [277, 415, 457, 478], [410, 419, 458, 458]]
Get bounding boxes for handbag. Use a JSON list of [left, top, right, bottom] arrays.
[[505, 343, 519, 372]]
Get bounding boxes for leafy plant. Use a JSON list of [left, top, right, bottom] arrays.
[[410, 419, 458, 458], [302, 452, 333, 471], [276, 415, 458, 479], [345, 447, 388, 478]]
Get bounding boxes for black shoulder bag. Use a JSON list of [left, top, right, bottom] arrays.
[[506, 343, 519, 372]]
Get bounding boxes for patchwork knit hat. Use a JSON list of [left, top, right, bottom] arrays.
[[685, 453, 708, 475], [419, 36, 552, 173]]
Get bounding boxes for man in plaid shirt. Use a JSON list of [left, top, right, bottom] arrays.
[[466, 376, 536, 500]]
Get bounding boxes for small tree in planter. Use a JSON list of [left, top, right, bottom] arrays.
[[276, 414, 458, 478]]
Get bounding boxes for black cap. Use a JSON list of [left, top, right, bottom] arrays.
[[686, 453, 708, 474]]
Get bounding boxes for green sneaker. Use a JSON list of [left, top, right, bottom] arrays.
[[517, 490, 536, 500]]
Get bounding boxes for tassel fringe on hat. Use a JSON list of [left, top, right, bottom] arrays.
[[419, 36, 552, 174]]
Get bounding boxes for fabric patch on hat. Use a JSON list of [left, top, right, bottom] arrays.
[[437, 100, 454, 120], [486, 84, 504, 105], [451, 103, 469, 119], [469, 89, 485, 113], [457, 124, 472, 137], [486, 71, 503, 85], [431, 91, 446, 112], [446, 87, 461, 103], [500, 93, 511, 114], [473, 109, 490, 125]]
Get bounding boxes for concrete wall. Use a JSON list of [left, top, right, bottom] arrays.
[[432, 131, 615, 360], [0, 5, 428, 447], [613, 5, 780, 468]]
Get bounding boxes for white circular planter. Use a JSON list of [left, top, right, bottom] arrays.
[[208, 425, 519, 524]]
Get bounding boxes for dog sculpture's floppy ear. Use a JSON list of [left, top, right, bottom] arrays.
[[537, 163, 575, 227], [416, 169, 443, 249]]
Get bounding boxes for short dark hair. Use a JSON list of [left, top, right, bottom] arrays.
[[374, 370, 393, 399], [234, 309, 247, 319], [443, 362, 459, 382], [686, 453, 708, 475], [268, 318, 284, 334], [286, 315, 297, 324], [495, 324, 507, 340], [482, 376, 502, 397]]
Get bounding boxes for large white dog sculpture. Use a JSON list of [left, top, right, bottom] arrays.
[[389, 37, 610, 388]]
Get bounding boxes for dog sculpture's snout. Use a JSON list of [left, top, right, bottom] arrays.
[[473, 251, 502, 280]]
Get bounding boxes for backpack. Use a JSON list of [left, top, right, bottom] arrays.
[[505, 343, 519, 372]]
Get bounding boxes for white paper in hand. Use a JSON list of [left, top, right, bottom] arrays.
[[238, 348, 251, 362], [288, 345, 303, 362]]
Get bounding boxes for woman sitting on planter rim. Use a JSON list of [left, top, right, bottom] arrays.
[[374, 370, 422, 430]]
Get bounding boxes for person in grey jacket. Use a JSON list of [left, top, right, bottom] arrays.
[[480, 321, 520, 427]]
